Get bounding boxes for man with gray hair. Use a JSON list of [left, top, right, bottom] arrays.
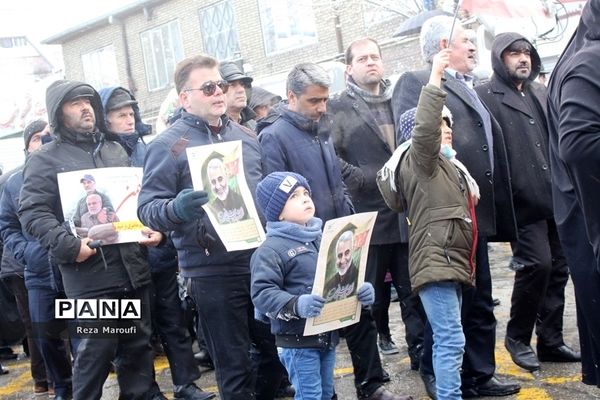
[[259, 62, 411, 400], [392, 15, 519, 399]]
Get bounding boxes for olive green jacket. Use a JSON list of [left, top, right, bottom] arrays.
[[399, 84, 476, 292]]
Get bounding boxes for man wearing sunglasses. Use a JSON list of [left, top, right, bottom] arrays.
[[219, 62, 257, 131], [138, 54, 282, 400]]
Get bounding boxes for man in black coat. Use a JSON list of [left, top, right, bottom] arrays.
[[392, 16, 519, 399], [476, 32, 580, 372], [547, 0, 600, 387], [326, 37, 426, 365], [18, 80, 162, 400]]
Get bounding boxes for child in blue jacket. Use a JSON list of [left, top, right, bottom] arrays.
[[251, 171, 374, 400]]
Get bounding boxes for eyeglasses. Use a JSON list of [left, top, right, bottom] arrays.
[[184, 80, 230, 96]]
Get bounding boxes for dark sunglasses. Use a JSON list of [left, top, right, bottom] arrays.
[[185, 80, 230, 96]]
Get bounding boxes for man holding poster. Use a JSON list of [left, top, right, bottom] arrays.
[[138, 55, 282, 400]]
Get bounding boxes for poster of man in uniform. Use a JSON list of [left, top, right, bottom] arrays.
[[186, 140, 265, 251], [304, 211, 377, 336], [57, 167, 146, 245]]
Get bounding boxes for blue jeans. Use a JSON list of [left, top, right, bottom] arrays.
[[419, 282, 465, 400], [279, 347, 335, 400]]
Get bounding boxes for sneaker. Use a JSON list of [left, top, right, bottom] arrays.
[[378, 335, 399, 355]]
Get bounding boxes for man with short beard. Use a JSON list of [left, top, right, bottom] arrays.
[[476, 33, 580, 372], [18, 80, 162, 400]]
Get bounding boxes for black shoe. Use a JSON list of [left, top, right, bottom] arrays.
[[54, 391, 73, 400], [378, 335, 400, 355], [462, 376, 521, 398], [360, 386, 413, 400], [0, 365, 8, 375], [194, 349, 214, 370], [505, 337, 540, 371], [408, 344, 424, 371], [150, 391, 168, 400], [274, 383, 295, 398], [381, 369, 391, 382], [537, 343, 581, 362], [419, 366, 437, 400], [174, 383, 216, 400]]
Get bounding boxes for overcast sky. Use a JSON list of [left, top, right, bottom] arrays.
[[1, 0, 137, 42]]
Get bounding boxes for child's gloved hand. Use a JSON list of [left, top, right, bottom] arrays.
[[172, 189, 209, 222], [357, 282, 375, 306], [296, 294, 326, 318]]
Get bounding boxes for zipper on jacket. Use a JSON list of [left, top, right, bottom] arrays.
[[444, 247, 451, 264]]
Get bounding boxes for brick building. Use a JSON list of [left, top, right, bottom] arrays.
[[43, 0, 426, 122]]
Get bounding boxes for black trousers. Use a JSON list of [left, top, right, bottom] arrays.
[[365, 243, 426, 355], [555, 207, 600, 386], [341, 307, 386, 397], [506, 219, 569, 347], [72, 285, 154, 400], [150, 267, 200, 386], [421, 237, 497, 388], [188, 273, 282, 400]]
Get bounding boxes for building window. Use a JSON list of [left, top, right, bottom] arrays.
[[82, 45, 119, 90], [199, 0, 241, 61], [0, 36, 28, 48], [361, 0, 402, 26], [140, 20, 184, 92], [258, 0, 317, 55]]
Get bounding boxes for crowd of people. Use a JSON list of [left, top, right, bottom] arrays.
[[0, 1, 599, 399]]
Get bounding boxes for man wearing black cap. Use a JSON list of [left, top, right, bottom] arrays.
[[18, 80, 166, 400], [219, 62, 257, 130]]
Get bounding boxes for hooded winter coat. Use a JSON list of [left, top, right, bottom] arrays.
[[99, 86, 152, 167], [475, 33, 552, 226], [99, 86, 177, 273], [18, 80, 151, 299], [399, 84, 476, 292]]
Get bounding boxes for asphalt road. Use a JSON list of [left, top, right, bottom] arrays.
[[1, 243, 598, 399]]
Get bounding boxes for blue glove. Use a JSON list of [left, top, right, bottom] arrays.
[[172, 189, 209, 222], [296, 294, 326, 318], [357, 282, 375, 306]]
